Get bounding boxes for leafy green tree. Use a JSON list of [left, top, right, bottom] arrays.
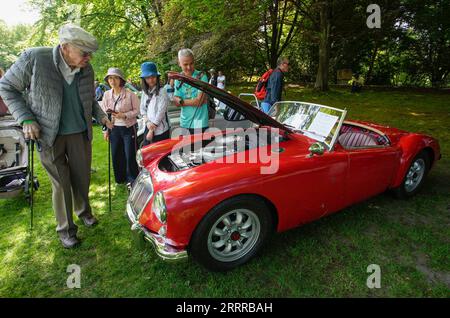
[[147, 0, 304, 81], [0, 21, 31, 70], [401, 0, 450, 87], [30, 0, 166, 80], [18, 0, 450, 88]]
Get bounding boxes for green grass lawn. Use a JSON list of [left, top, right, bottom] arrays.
[[1, 87, 449, 297]]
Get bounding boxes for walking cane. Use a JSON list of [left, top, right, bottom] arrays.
[[27, 138, 41, 230], [108, 129, 111, 213], [26, 139, 35, 230], [27, 139, 34, 230], [103, 113, 112, 213]]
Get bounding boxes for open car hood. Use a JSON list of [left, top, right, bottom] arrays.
[[168, 72, 291, 133]]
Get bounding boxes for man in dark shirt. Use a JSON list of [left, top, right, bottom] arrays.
[[261, 57, 289, 114]]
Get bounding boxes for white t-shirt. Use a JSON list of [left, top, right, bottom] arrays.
[[217, 75, 226, 89]]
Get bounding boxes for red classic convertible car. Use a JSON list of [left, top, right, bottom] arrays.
[[127, 73, 441, 271]]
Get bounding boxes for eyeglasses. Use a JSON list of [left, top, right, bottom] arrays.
[[79, 50, 92, 58], [71, 45, 92, 58]]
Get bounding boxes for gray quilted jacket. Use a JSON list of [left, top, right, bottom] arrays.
[[0, 46, 107, 148]]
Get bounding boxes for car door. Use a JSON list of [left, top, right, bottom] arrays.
[[262, 138, 348, 229], [343, 146, 399, 205], [290, 149, 348, 221]]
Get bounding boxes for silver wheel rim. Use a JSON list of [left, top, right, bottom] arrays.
[[207, 209, 261, 262], [405, 158, 426, 193]]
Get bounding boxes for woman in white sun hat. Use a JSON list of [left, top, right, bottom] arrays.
[[101, 67, 140, 187]]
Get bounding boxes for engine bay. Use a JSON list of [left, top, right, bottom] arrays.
[[159, 130, 284, 172]]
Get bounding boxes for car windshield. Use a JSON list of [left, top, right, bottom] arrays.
[[268, 101, 347, 150]]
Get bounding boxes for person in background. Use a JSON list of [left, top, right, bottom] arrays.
[[94, 80, 101, 101], [101, 67, 140, 188], [215, 70, 227, 110], [209, 68, 217, 86], [0, 68, 8, 115], [349, 73, 364, 93], [140, 62, 170, 146], [173, 49, 209, 134], [164, 78, 175, 102], [261, 57, 289, 114], [95, 80, 111, 102], [217, 71, 226, 90], [0, 24, 113, 249]]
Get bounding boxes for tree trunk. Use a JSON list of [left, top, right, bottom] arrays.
[[366, 44, 378, 84], [270, 0, 280, 68], [151, 0, 164, 26], [314, 1, 331, 91]]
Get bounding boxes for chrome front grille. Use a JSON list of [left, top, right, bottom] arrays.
[[129, 169, 153, 219]]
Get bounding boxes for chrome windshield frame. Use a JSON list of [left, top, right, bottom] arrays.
[[270, 101, 347, 152], [238, 93, 261, 109]]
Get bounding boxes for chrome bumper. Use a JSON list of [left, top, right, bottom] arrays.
[[126, 202, 188, 262]]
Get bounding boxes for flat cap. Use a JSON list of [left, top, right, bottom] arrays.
[[58, 23, 99, 52]]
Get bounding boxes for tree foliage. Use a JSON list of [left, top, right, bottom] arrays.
[[0, 21, 31, 70], [30, 0, 166, 79], [3, 0, 448, 88], [400, 0, 450, 87]]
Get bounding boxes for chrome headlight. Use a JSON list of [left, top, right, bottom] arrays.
[[152, 191, 167, 224], [136, 149, 143, 168]]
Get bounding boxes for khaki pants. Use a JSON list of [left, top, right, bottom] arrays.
[[39, 132, 92, 239]]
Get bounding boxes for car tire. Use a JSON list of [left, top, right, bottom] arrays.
[[394, 150, 430, 199], [189, 196, 273, 271]]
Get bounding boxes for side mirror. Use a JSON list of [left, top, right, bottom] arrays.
[[308, 142, 325, 157]]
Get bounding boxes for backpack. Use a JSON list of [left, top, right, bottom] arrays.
[[254, 69, 274, 100]]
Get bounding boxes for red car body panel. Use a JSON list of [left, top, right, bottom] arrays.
[[343, 120, 441, 188], [138, 123, 440, 250], [135, 74, 441, 252]]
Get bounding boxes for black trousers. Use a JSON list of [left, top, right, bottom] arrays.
[[142, 128, 170, 146], [110, 125, 139, 184]]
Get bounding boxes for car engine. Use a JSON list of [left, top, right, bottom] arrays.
[[159, 130, 283, 172]]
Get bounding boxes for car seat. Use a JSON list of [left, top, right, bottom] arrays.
[[338, 132, 377, 148]]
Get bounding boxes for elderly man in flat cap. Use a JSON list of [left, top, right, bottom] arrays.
[[0, 23, 113, 248]]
